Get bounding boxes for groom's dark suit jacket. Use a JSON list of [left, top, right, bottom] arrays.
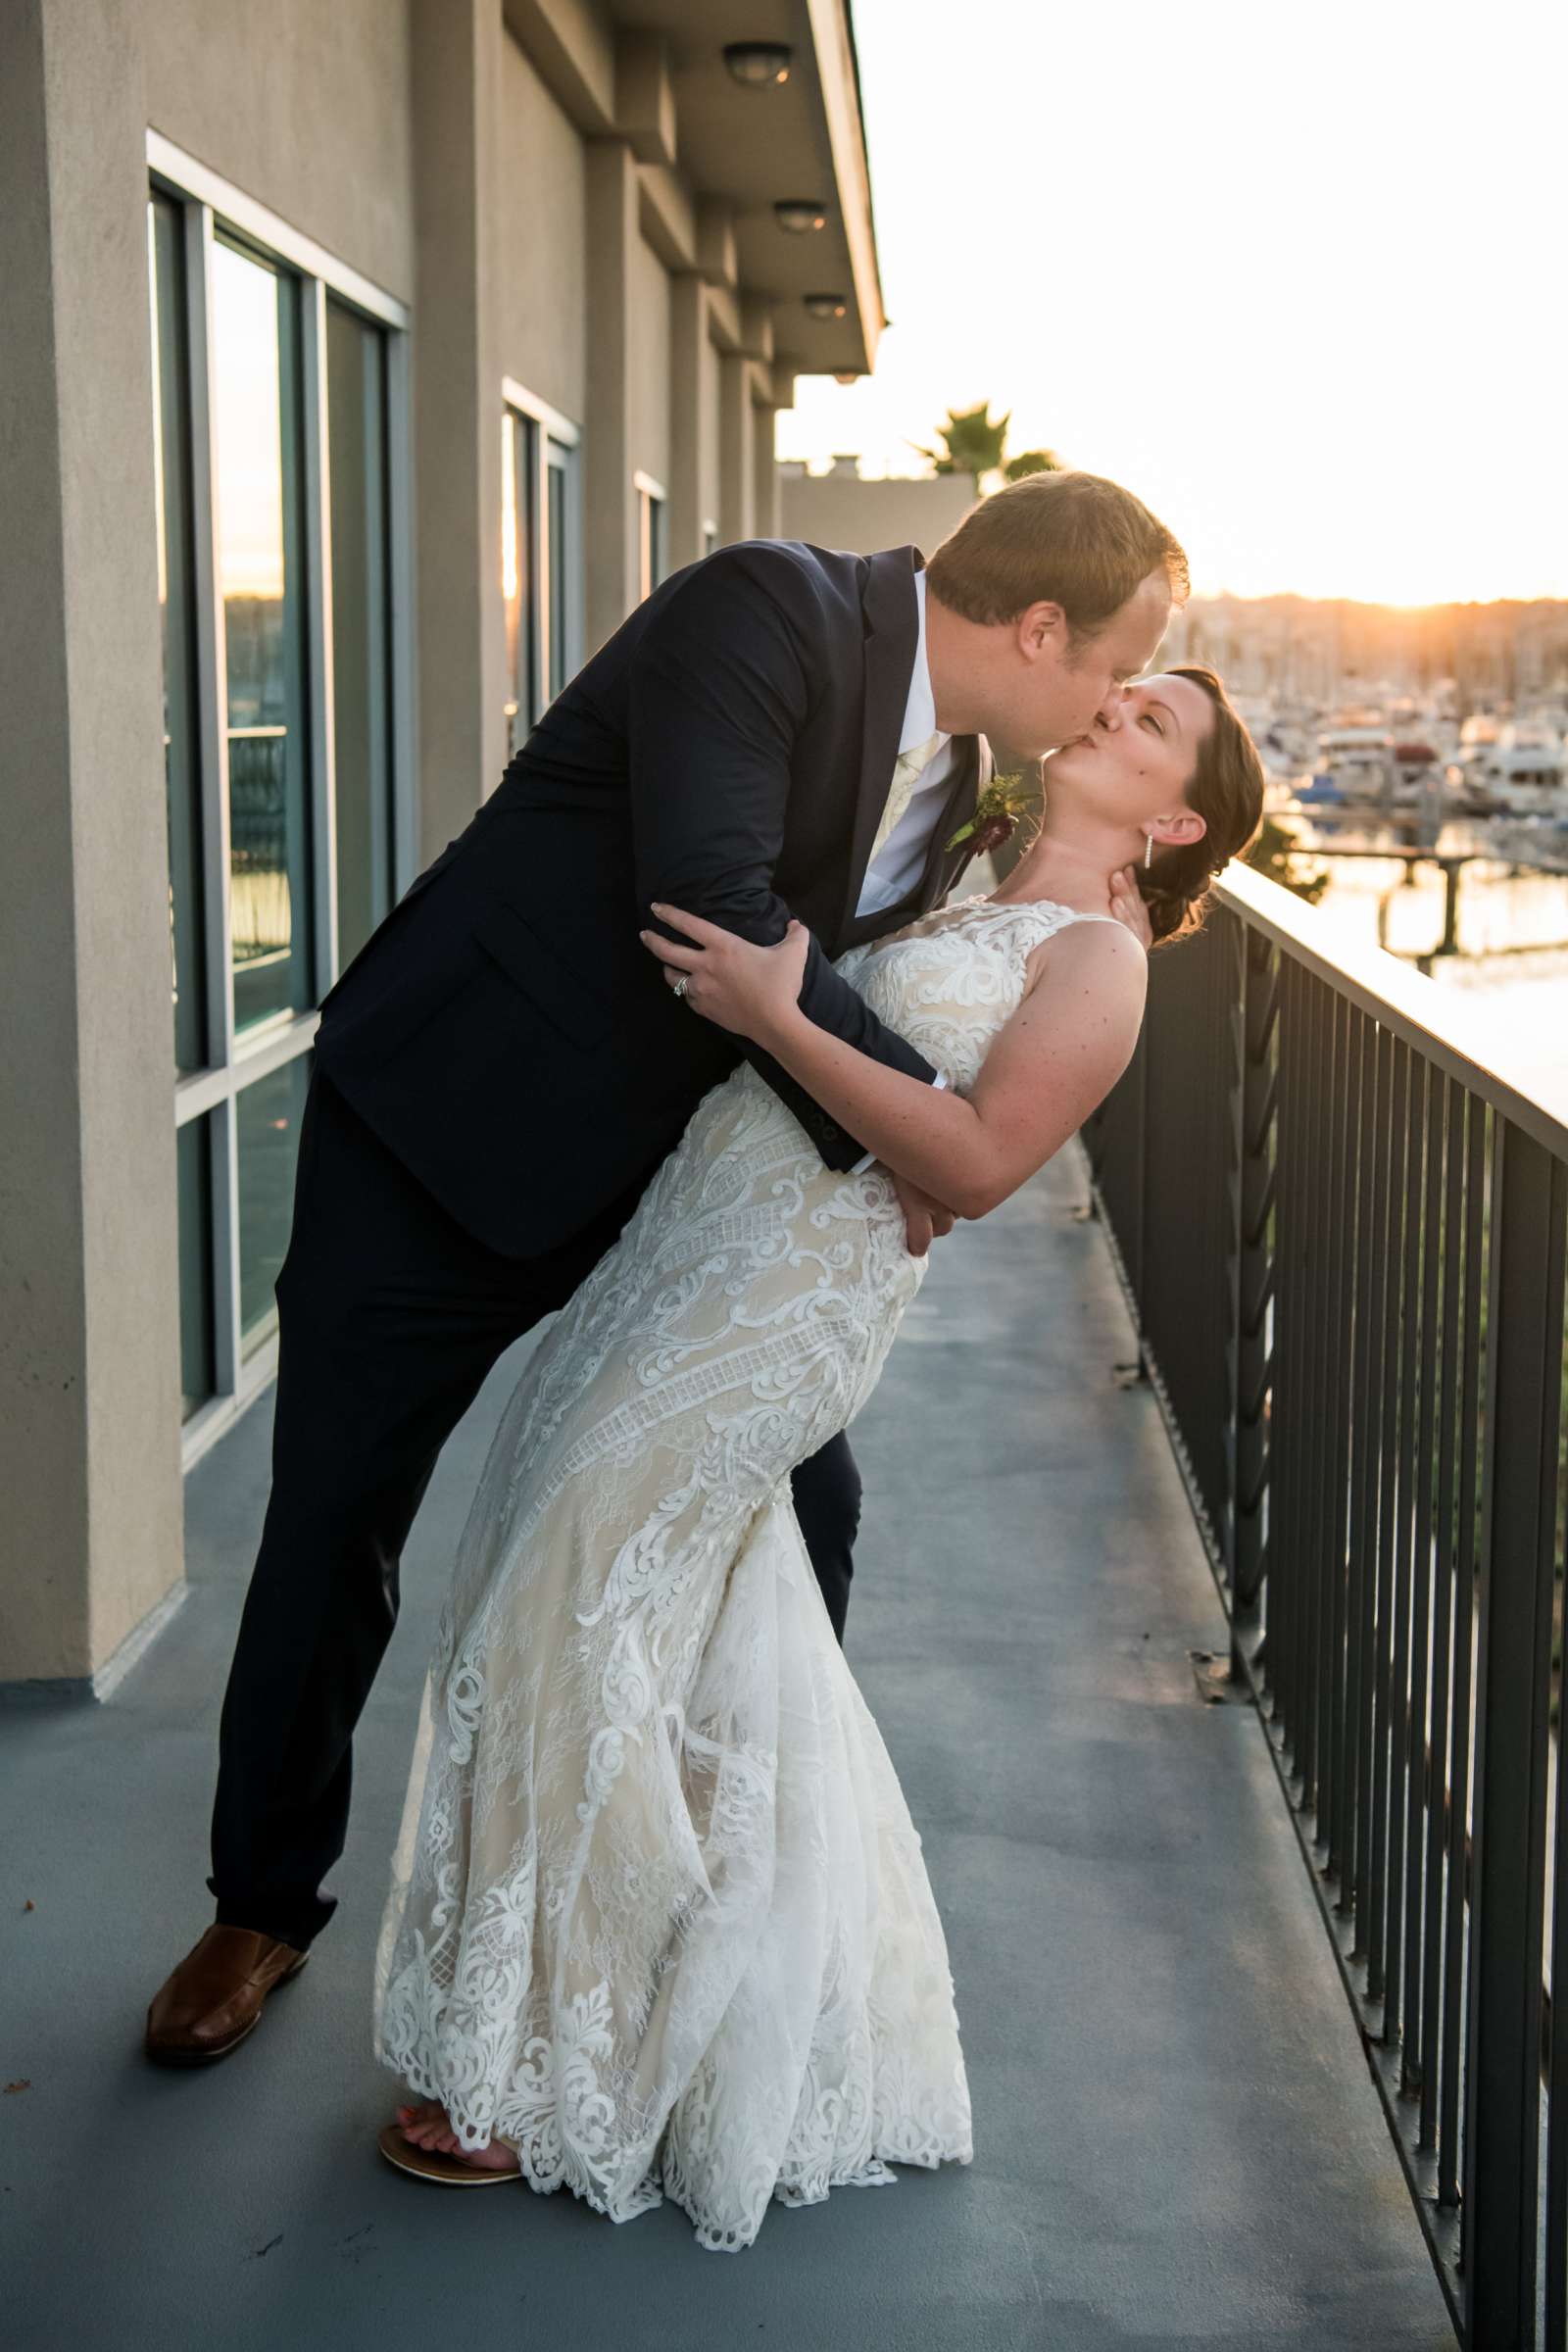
[[314, 539, 988, 1260]]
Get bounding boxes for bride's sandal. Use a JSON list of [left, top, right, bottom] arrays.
[[376, 2118, 522, 2187]]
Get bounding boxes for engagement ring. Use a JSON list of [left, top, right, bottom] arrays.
[[671, 975, 690, 999]]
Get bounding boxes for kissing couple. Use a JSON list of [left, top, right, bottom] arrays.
[[146, 468, 1265, 2249]]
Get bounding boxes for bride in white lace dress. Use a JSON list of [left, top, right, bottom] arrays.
[[373, 668, 1256, 2247]]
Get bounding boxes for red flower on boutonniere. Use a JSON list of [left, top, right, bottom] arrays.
[[946, 771, 1036, 859]]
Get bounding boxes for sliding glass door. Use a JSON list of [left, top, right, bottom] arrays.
[[148, 150, 410, 1455]]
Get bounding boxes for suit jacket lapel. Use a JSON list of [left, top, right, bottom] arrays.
[[837, 546, 923, 940], [840, 732, 991, 948]]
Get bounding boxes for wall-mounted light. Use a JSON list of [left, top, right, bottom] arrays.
[[723, 41, 792, 86], [773, 199, 828, 234], [803, 292, 849, 321]]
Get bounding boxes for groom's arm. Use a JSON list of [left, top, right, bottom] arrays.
[[627, 542, 942, 1170]]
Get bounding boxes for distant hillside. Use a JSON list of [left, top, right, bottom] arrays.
[[1166, 596, 1568, 702]]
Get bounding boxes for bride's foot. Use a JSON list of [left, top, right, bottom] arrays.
[[393, 2098, 520, 2173]]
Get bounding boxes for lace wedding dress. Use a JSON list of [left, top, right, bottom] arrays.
[[373, 892, 1119, 2248]]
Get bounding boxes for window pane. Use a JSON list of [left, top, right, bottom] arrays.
[[326, 301, 393, 969], [212, 237, 313, 1033], [503, 410, 537, 751], [547, 450, 568, 704], [149, 194, 207, 1073], [235, 1053, 310, 1359], [175, 1115, 217, 1420]]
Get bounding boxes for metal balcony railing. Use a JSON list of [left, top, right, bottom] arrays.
[[1079, 858, 1568, 2352]]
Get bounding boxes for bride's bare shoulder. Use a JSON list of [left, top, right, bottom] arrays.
[[1025, 912, 1147, 983]]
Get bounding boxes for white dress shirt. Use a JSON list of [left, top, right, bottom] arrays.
[[848, 569, 952, 1173]]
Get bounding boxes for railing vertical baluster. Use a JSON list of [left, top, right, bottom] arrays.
[[1386, 1053, 1427, 2047], [1280, 957, 1306, 1770], [1544, 1185, 1568, 2346], [1268, 960, 1296, 1743], [1402, 1057, 1445, 2096], [1346, 1009, 1381, 1931], [1441, 1094, 1488, 2215], [1362, 1029, 1396, 1979], [1419, 1073, 1461, 2155], [1229, 924, 1276, 1675], [1369, 1037, 1412, 2011], [1461, 1120, 1564, 2346], [1330, 1004, 1363, 1893], [1315, 986, 1348, 1857], [1299, 967, 1326, 1809]]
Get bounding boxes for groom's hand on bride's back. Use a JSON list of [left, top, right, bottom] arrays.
[[1108, 865, 1154, 952], [889, 1170, 957, 1256]]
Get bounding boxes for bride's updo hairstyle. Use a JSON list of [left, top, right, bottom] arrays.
[[1138, 664, 1267, 951], [924, 468, 1190, 634]]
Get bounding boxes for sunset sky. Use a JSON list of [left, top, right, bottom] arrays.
[[776, 0, 1567, 606]]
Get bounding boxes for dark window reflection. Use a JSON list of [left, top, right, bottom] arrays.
[[547, 450, 568, 705], [175, 1116, 216, 1419], [212, 237, 313, 1033], [502, 409, 538, 754], [326, 301, 394, 969], [236, 1054, 311, 1359], [149, 195, 207, 1073]]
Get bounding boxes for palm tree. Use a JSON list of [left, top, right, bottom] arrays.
[[908, 401, 1012, 495]]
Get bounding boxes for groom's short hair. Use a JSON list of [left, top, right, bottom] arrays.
[[925, 469, 1189, 640]]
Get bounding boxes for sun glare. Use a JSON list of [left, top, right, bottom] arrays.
[[776, 0, 1567, 609]]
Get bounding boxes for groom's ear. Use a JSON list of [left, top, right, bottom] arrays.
[[1017, 601, 1069, 662]]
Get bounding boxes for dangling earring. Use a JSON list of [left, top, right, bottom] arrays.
[[1143, 831, 1153, 869]]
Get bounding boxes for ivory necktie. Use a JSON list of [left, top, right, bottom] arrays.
[[868, 730, 945, 866]]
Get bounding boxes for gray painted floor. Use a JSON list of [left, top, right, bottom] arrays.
[[1, 1153, 1457, 2350]]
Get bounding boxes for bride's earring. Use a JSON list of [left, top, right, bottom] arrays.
[[1143, 831, 1153, 869]]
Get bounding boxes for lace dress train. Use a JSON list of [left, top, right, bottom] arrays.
[[372, 895, 1113, 2247]]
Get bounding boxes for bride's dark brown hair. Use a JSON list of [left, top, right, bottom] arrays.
[[1136, 664, 1266, 950]]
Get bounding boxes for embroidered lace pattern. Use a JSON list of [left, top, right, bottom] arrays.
[[373, 895, 1113, 2247]]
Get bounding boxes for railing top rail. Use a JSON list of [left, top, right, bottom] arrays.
[[1212, 860, 1568, 1162]]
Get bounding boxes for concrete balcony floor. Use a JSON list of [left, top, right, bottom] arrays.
[[2, 1154, 1457, 2351]]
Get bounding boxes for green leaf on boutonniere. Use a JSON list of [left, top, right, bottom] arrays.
[[946, 771, 1035, 854]]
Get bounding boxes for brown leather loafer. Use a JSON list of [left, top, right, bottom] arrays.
[[144, 1923, 310, 2066]]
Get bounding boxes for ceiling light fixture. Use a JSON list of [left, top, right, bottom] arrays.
[[722, 41, 792, 86], [803, 292, 849, 321], [773, 199, 828, 234]]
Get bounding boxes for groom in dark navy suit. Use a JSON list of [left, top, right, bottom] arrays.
[[146, 469, 1185, 2062]]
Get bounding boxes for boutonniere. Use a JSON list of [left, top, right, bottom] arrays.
[[946, 771, 1035, 858]]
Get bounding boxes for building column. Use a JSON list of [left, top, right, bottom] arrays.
[[666, 270, 709, 571], [752, 394, 782, 540], [718, 353, 756, 545], [410, 0, 506, 858], [0, 0, 183, 1695], [584, 139, 639, 650]]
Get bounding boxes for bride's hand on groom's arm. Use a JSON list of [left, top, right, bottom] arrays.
[[639, 905, 959, 1255], [640, 903, 811, 1038]]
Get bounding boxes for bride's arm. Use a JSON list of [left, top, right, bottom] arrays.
[[642, 908, 1148, 1218]]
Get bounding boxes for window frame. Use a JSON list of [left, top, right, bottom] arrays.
[[634, 469, 667, 604], [148, 133, 415, 1470], [502, 375, 581, 749]]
